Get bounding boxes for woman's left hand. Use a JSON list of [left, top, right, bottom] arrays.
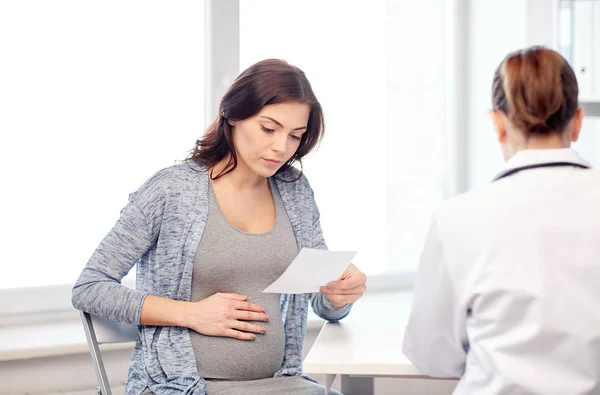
[[320, 264, 367, 308]]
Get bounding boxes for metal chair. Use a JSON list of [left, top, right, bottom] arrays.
[[80, 311, 139, 395]]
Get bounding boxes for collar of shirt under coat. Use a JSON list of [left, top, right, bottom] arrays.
[[494, 148, 592, 180]]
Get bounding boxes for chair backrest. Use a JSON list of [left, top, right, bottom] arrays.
[[80, 311, 139, 395]]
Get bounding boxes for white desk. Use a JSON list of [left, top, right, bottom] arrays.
[[303, 291, 432, 395]]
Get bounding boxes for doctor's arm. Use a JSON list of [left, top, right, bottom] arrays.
[[402, 217, 467, 378]]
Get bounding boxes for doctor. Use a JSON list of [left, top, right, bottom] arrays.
[[403, 46, 600, 394]]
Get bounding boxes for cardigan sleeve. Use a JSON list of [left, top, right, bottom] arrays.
[[71, 172, 166, 325]]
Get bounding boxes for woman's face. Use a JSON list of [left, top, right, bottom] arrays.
[[229, 101, 310, 178]]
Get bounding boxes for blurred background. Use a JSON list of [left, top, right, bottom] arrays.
[[0, 1, 598, 394]]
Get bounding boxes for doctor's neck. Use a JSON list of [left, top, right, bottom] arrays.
[[504, 130, 572, 160], [516, 132, 571, 151]]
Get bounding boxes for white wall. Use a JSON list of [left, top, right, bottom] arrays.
[[574, 117, 600, 168], [386, 0, 447, 272], [467, 0, 527, 188], [466, 0, 600, 188]]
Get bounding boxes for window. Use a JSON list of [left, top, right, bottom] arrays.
[[240, 0, 448, 274], [385, 0, 447, 273], [0, 1, 205, 289], [241, 0, 387, 274], [1, 0, 451, 294]]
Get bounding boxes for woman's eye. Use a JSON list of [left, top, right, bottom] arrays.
[[261, 126, 275, 133], [290, 135, 302, 141]]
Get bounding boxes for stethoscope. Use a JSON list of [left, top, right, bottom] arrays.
[[493, 162, 590, 182]]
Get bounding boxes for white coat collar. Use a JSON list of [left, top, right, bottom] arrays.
[[494, 148, 591, 181]]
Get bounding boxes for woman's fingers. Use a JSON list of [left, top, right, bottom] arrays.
[[229, 320, 266, 334], [235, 301, 266, 313], [318, 264, 368, 308], [326, 273, 367, 290], [223, 329, 257, 341], [218, 293, 248, 301], [235, 310, 270, 322], [320, 285, 367, 295]]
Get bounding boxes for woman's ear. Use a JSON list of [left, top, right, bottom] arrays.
[[490, 110, 508, 143], [228, 119, 236, 127]]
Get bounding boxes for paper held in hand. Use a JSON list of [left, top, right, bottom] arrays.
[[262, 248, 358, 294]]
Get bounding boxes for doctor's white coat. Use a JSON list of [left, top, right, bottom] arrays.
[[403, 148, 600, 395]]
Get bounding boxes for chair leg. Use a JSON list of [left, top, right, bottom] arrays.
[[81, 312, 113, 395]]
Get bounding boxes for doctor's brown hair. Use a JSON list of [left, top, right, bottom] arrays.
[[491, 46, 579, 136]]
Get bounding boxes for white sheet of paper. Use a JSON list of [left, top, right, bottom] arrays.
[[262, 248, 358, 294]]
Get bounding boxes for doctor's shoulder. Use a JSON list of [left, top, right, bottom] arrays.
[[433, 181, 508, 224]]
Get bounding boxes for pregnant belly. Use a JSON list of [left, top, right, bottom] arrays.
[[191, 295, 285, 380]]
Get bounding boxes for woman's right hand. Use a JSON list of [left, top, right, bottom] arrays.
[[184, 292, 269, 340]]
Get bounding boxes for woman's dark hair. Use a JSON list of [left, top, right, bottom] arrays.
[[492, 46, 579, 136], [188, 59, 324, 181]]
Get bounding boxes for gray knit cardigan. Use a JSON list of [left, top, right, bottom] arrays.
[[72, 160, 352, 394]]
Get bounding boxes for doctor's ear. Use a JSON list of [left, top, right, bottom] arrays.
[[490, 110, 508, 143], [570, 107, 584, 143]]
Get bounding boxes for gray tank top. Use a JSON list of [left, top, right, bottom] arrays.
[[190, 178, 298, 380]]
